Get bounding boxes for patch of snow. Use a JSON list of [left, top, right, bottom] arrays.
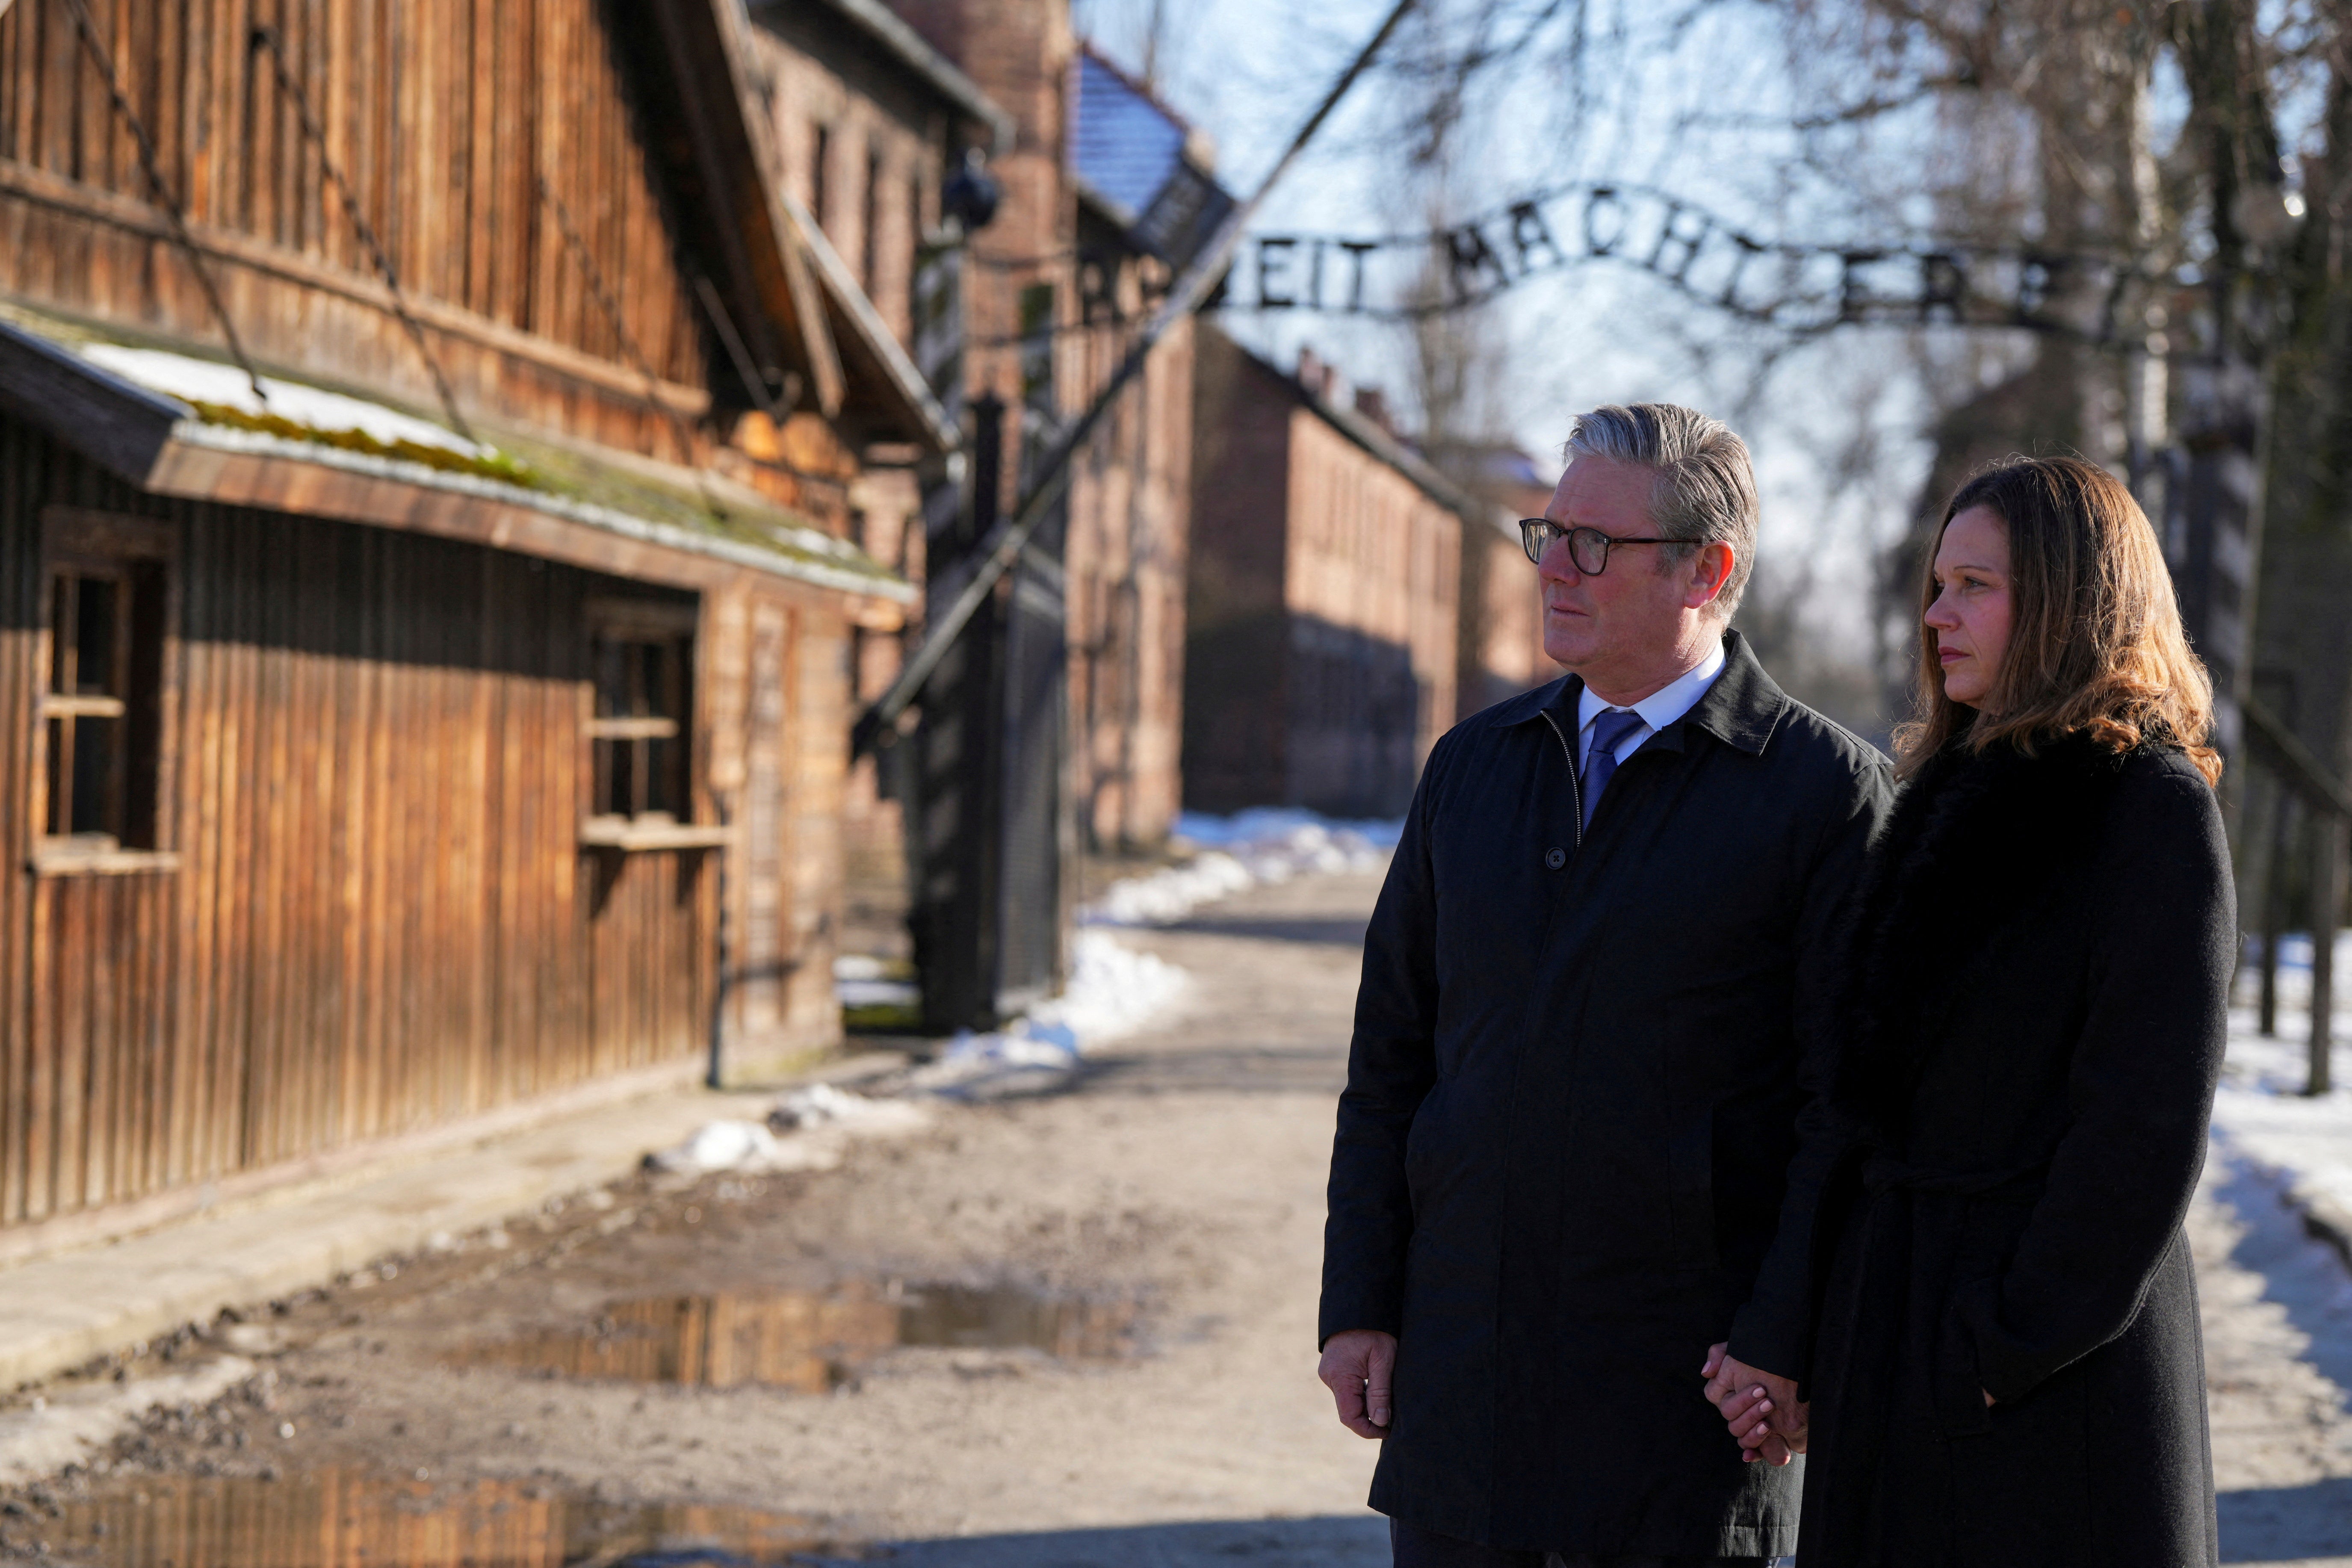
[[834, 954, 918, 1008], [1084, 808, 1400, 927], [2212, 997, 2352, 1261], [647, 1087, 934, 1177], [839, 977, 920, 1007], [644, 1119, 841, 1177], [836, 809, 1394, 1103], [2236, 931, 2352, 1014], [77, 343, 487, 458], [1085, 850, 1256, 926], [1027, 931, 1189, 1043], [904, 932, 1192, 1101], [768, 1083, 931, 1135], [906, 1024, 1085, 1102]]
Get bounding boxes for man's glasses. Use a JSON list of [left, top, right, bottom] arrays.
[[1519, 519, 1678, 575]]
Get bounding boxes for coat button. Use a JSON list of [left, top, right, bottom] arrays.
[[1544, 847, 1567, 870]]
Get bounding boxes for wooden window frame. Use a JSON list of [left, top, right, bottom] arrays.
[[581, 597, 725, 852], [31, 509, 180, 877]]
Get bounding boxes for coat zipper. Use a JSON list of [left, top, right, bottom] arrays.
[[1539, 709, 1584, 848]]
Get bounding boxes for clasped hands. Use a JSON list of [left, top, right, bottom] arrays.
[[1323, 1332, 1811, 1456], [1700, 1343, 1806, 1466], [1701, 1345, 1999, 1464], [1324, 1330, 1815, 1461], [1329, 1332, 1983, 1457]]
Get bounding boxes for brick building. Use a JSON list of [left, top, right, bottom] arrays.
[[880, 0, 1218, 852], [1186, 329, 1467, 819], [1447, 444, 1555, 718], [1062, 45, 1224, 850], [739, 0, 1013, 889]]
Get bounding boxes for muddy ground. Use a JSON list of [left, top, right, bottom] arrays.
[[0, 866, 2348, 1565]]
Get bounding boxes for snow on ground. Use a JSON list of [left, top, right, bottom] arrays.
[[834, 953, 918, 1009], [1025, 929, 1192, 1042], [644, 1085, 936, 1178], [1083, 809, 1400, 927], [805, 812, 1400, 1114], [905, 932, 1192, 1101], [2213, 933, 2352, 1254], [896, 811, 1398, 1098]]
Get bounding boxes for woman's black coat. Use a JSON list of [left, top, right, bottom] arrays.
[[1323, 633, 1892, 1557], [1726, 735, 2235, 1568]]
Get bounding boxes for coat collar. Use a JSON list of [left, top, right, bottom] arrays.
[[1493, 629, 1788, 757]]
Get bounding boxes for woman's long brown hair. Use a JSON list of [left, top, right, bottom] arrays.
[[1892, 455, 2222, 785]]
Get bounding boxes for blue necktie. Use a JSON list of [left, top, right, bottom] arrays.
[[1581, 708, 1647, 828]]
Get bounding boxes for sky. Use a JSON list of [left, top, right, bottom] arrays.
[[1068, 0, 1947, 670]]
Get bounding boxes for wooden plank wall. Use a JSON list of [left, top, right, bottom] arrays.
[[705, 575, 849, 1084], [0, 0, 711, 461], [0, 418, 726, 1227]]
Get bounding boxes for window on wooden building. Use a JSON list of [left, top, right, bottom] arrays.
[[584, 599, 697, 834], [38, 513, 173, 865]]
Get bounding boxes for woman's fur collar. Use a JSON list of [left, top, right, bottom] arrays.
[[1826, 731, 2138, 1138]]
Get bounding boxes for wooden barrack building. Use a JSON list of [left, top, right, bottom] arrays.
[[0, 0, 953, 1248]]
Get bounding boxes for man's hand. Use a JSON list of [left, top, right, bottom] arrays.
[[1702, 1342, 1807, 1465], [1319, 1329, 1398, 1439]]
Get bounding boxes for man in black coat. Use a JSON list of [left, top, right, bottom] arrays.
[[1317, 404, 1892, 1567]]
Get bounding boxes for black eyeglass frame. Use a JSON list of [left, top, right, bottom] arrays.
[[1518, 518, 1678, 574]]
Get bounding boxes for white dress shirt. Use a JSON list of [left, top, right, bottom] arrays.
[[1576, 638, 1729, 771]]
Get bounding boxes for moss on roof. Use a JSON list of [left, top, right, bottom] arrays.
[[0, 297, 904, 591], [187, 402, 546, 490]]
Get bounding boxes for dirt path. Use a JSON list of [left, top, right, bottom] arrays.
[[3, 867, 2350, 1566], [13, 871, 1393, 1565]]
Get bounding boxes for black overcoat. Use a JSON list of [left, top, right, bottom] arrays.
[[1321, 632, 1892, 1556], [1726, 735, 2233, 1568]]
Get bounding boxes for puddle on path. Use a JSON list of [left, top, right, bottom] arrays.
[[38, 1468, 823, 1566], [456, 1282, 1139, 1392]]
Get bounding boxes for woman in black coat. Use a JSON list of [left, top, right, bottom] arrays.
[[1704, 455, 2235, 1566]]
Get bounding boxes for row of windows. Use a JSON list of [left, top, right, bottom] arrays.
[[35, 521, 699, 861], [808, 121, 928, 316]]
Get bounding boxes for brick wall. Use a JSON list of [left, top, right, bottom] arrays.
[[1467, 523, 1549, 712], [1185, 329, 1462, 820], [743, 6, 983, 915], [886, 0, 1194, 851], [747, 9, 961, 348], [1183, 327, 1294, 812], [1283, 411, 1460, 816]]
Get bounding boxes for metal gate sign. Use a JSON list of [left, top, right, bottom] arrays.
[[1224, 181, 2201, 346]]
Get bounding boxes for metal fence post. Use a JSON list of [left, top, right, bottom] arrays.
[[2260, 778, 2290, 1037], [2310, 814, 2344, 1096]]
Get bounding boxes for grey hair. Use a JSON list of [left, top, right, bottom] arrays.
[[1563, 403, 1758, 620]]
